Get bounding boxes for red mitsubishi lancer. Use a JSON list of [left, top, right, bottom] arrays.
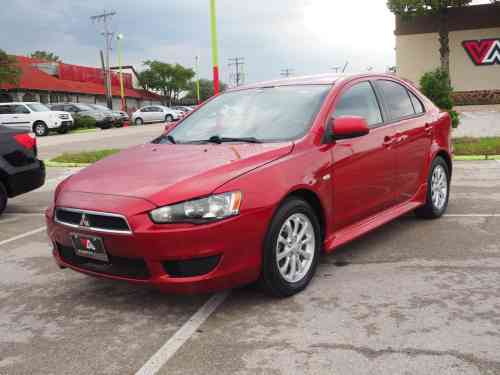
[[46, 73, 452, 297]]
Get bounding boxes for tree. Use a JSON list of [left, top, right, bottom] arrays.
[[386, 1, 500, 74], [185, 79, 228, 102], [138, 61, 195, 105], [30, 50, 61, 62], [0, 49, 21, 86]]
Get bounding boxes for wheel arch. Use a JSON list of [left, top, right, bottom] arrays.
[[281, 188, 326, 241], [434, 149, 453, 180]]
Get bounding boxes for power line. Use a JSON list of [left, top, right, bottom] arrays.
[[91, 10, 116, 109], [280, 68, 294, 78], [228, 57, 245, 87]]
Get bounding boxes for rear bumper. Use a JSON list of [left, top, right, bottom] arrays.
[[45, 202, 272, 294], [7, 160, 45, 198]]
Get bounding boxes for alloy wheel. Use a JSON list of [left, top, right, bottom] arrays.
[[431, 164, 448, 210], [275, 213, 315, 283]]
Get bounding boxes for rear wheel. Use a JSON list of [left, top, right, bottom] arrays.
[[33, 121, 49, 137], [165, 114, 174, 122], [0, 182, 7, 216], [415, 156, 450, 219], [135, 118, 144, 126], [259, 198, 321, 297]]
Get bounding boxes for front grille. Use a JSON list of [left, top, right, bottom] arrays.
[[57, 243, 150, 279], [55, 207, 132, 234]]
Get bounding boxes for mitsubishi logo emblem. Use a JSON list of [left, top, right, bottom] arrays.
[[80, 213, 91, 227]]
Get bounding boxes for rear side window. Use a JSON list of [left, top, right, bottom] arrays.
[[13, 105, 30, 114], [0, 105, 12, 114], [375, 80, 415, 120], [409, 91, 425, 114], [333, 81, 383, 126]]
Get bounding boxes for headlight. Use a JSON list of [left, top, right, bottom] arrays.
[[150, 191, 242, 224]]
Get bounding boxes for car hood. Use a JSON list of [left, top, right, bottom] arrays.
[[63, 142, 294, 206]]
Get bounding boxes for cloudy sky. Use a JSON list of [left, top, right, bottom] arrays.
[[0, 0, 489, 84]]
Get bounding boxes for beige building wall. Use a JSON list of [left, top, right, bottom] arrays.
[[396, 27, 500, 91]]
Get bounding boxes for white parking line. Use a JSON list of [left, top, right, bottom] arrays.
[[135, 291, 230, 375], [38, 169, 80, 192], [444, 214, 500, 217], [0, 226, 46, 247]]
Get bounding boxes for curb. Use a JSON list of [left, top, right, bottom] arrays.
[[454, 155, 500, 161], [45, 161, 91, 168]]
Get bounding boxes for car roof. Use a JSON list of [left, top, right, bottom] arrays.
[[0, 102, 37, 105], [234, 72, 400, 90]]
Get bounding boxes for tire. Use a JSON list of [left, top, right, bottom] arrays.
[[114, 121, 124, 128], [415, 156, 450, 219], [0, 182, 7, 216], [165, 114, 174, 122], [135, 118, 144, 126], [33, 121, 49, 137], [259, 197, 321, 297]]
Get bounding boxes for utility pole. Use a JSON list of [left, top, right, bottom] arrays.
[[91, 10, 116, 109], [280, 68, 294, 78], [195, 55, 201, 104], [228, 57, 245, 87]]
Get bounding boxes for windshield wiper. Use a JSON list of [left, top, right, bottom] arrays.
[[200, 135, 262, 144]]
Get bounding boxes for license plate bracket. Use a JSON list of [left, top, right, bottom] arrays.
[[71, 233, 109, 262]]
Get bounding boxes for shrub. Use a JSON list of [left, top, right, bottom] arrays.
[[74, 115, 96, 129], [420, 69, 459, 128]]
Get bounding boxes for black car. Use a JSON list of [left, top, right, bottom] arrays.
[[0, 126, 45, 215]]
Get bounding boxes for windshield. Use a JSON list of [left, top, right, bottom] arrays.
[[166, 85, 330, 144], [26, 103, 50, 112]]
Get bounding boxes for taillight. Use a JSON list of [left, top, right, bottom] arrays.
[[14, 133, 37, 154]]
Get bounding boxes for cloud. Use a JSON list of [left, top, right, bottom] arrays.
[[0, 0, 399, 83]]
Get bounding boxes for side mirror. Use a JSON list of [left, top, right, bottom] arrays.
[[329, 116, 370, 141]]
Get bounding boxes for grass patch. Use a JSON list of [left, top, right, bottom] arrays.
[[50, 149, 120, 164], [69, 128, 98, 135], [453, 137, 500, 157]]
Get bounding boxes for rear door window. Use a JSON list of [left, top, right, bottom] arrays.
[[334, 81, 383, 127], [375, 80, 416, 120], [409, 91, 425, 114], [0, 105, 13, 115]]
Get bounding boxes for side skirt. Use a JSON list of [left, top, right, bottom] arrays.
[[323, 184, 427, 253]]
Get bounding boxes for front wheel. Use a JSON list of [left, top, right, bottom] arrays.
[[165, 114, 174, 122], [259, 198, 321, 297], [135, 118, 144, 126], [415, 156, 450, 219], [33, 122, 49, 137]]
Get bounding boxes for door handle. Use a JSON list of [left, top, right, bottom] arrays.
[[383, 136, 394, 147], [424, 123, 433, 134]]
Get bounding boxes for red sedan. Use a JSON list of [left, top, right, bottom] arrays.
[[46, 73, 452, 297]]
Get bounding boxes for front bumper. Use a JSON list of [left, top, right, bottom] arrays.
[[45, 196, 271, 294]]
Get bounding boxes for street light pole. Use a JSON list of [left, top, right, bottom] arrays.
[[116, 33, 126, 111], [210, 0, 220, 95]]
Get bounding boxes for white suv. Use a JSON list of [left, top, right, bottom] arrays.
[[0, 102, 74, 136], [131, 105, 183, 125]]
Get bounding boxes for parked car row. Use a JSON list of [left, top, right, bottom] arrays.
[[0, 102, 74, 136], [0, 125, 45, 215], [131, 105, 184, 125], [49, 103, 128, 129]]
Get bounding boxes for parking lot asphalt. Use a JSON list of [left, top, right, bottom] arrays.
[[37, 123, 167, 160], [1, 159, 500, 374]]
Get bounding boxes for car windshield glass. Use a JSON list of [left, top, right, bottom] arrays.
[[165, 85, 330, 144], [26, 103, 50, 112]]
